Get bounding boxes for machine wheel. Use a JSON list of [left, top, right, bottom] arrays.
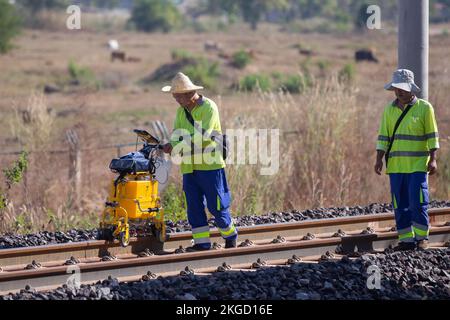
[[154, 228, 167, 243], [97, 228, 104, 240], [119, 231, 130, 247], [98, 228, 114, 241]]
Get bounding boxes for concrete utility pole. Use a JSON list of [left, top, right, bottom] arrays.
[[398, 0, 429, 100]]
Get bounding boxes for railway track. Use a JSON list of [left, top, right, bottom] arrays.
[[1, 208, 449, 295]]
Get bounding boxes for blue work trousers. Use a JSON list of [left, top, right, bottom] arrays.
[[183, 168, 238, 248], [389, 172, 430, 243]]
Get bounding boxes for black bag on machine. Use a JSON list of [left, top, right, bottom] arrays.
[[183, 108, 229, 160], [109, 151, 151, 174]]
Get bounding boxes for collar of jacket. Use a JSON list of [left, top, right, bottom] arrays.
[[183, 95, 205, 113], [392, 96, 418, 110]]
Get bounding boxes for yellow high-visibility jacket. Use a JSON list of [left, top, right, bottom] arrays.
[[376, 98, 439, 174], [170, 96, 226, 174]]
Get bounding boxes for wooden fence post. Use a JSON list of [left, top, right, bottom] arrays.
[[66, 129, 81, 208]]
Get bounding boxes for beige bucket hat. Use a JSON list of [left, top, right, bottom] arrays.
[[384, 69, 421, 93], [162, 72, 204, 94]]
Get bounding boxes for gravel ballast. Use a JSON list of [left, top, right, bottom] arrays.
[[2, 248, 449, 300]]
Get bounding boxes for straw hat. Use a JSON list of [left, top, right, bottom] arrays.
[[162, 72, 204, 94], [384, 69, 421, 93]]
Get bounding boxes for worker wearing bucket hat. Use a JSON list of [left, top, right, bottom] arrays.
[[161, 72, 237, 251], [384, 69, 422, 94], [375, 69, 439, 251]]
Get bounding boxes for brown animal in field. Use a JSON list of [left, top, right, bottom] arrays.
[[44, 84, 60, 94], [218, 51, 232, 60], [355, 49, 379, 63], [111, 51, 126, 62], [204, 41, 223, 52], [127, 56, 142, 63], [299, 49, 315, 57]]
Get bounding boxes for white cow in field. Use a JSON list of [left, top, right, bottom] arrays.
[[107, 40, 128, 63], [108, 40, 120, 52]]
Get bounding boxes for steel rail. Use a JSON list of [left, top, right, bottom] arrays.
[[1, 207, 449, 269], [1, 223, 449, 295]]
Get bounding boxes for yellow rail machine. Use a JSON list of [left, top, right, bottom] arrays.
[[99, 129, 166, 247]]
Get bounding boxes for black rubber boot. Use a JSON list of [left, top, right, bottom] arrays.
[[225, 239, 237, 249], [394, 242, 416, 251], [417, 239, 429, 250], [186, 244, 211, 252]]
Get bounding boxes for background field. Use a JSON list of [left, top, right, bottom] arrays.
[[0, 8, 449, 233]]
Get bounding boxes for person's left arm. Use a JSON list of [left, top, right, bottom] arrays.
[[424, 104, 439, 175]]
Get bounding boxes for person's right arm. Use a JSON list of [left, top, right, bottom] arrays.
[[374, 150, 385, 175], [163, 108, 181, 154], [375, 107, 389, 175]]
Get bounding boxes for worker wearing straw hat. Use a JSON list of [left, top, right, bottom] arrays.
[[375, 69, 439, 251], [162, 72, 238, 251]]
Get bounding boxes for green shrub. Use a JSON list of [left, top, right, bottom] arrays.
[[68, 60, 99, 89], [191, 20, 208, 33], [1, 151, 28, 212], [0, 193, 6, 210], [0, 0, 22, 54], [182, 59, 220, 91], [171, 48, 194, 61], [275, 73, 314, 94], [271, 71, 283, 81], [231, 50, 252, 69], [147, 50, 220, 89], [14, 212, 33, 234], [129, 0, 181, 33], [239, 74, 272, 92], [317, 60, 330, 73], [280, 75, 304, 94], [162, 182, 186, 222], [3, 151, 28, 189], [338, 63, 355, 84]]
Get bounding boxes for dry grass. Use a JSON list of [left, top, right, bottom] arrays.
[[222, 77, 385, 213], [0, 23, 449, 232]]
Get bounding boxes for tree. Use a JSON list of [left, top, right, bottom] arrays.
[[203, 0, 288, 30], [16, 0, 68, 13], [203, 0, 239, 16], [129, 0, 182, 33], [0, 0, 22, 54], [90, 0, 120, 9], [238, 0, 289, 30]]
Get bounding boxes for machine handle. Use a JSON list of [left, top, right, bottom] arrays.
[[134, 199, 160, 213]]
